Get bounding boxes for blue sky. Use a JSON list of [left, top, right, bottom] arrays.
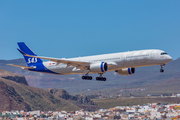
[[0, 0, 180, 60]]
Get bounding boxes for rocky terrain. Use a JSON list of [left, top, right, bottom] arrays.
[[0, 79, 31, 111], [46, 88, 99, 111], [0, 69, 28, 85], [0, 69, 80, 111], [0, 69, 99, 111]]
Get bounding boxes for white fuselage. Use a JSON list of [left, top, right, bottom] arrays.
[[42, 49, 172, 75]]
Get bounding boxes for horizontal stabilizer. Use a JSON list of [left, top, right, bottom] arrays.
[[7, 64, 36, 69]]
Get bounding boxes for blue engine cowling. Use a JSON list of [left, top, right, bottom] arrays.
[[90, 62, 108, 73], [115, 68, 135, 75]]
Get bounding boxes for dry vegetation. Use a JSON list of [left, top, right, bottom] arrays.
[[92, 97, 180, 109]]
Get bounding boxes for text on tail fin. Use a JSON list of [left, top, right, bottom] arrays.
[[17, 42, 43, 66]]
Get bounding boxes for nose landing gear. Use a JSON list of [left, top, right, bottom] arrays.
[[160, 69, 164, 73], [160, 64, 165, 73]]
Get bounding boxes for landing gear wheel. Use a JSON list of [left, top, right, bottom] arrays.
[[82, 76, 93, 80], [160, 64, 165, 73], [96, 77, 106, 81], [160, 69, 164, 73]]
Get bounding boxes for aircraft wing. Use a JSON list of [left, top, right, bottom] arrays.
[[22, 53, 90, 70], [7, 64, 36, 69], [19, 48, 118, 71], [106, 62, 118, 70], [25, 54, 119, 71], [28, 55, 89, 65], [18, 48, 89, 65]]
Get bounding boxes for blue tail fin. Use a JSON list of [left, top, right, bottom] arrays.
[[17, 42, 43, 66]]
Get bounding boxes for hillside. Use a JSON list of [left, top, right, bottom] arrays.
[[0, 69, 80, 111], [92, 97, 180, 109], [1, 58, 180, 96], [0, 69, 28, 85], [46, 88, 99, 111]]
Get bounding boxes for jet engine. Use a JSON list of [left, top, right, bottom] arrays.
[[115, 68, 135, 75], [90, 62, 108, 73]]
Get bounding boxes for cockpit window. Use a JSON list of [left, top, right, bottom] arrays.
[[161, 52, 168, 55]]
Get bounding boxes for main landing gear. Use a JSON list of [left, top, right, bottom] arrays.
[[82, 73, 107, 81], [82, 76, 92, 80], [160, 64, 165, 73], [96, 77, 106, 81], [82, 72, 92, 80], [96, 73, 106, 81]]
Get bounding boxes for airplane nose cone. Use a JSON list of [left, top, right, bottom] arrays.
[[167, 56, 172, 62]]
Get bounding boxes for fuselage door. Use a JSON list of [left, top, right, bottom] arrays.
[[150, 51, 154, 58]]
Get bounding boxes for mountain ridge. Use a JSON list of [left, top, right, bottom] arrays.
[[0, 69, 28, 85]]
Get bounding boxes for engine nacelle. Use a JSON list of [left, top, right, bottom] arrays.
[[116, 68, 135, 75], [90, 62, 108, 73]]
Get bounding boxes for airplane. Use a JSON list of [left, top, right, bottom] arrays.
[[8, 42, 172, 81]]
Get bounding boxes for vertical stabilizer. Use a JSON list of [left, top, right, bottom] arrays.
[[17, 42, 43, 66]]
